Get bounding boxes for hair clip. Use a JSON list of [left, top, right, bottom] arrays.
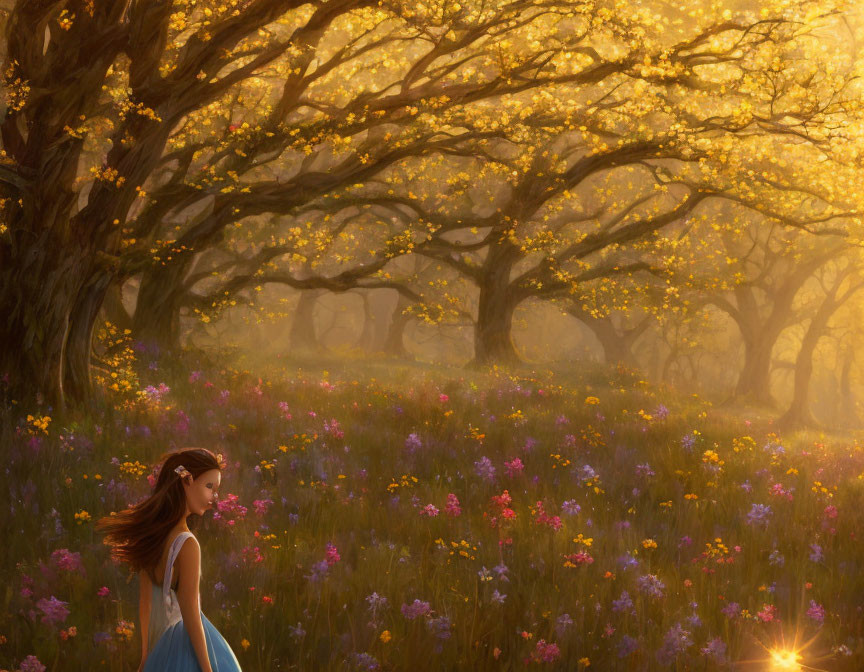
[[216, 453, 225, 468], [174, 465, 191, 480]]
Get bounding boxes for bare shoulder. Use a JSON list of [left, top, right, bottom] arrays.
[[177, 533, 200, 555]]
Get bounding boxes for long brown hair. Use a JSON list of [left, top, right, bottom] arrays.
[[96, 447, 223, 584]]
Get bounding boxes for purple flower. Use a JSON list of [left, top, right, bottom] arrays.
[[655, 623, 693, 665], [404, 433, 422, 452], [637, 574, 665, 599], [681, 433, 696, 451], [288, 622, 306, 640], [653, 405, 669, 420], [214, 582, 226, 592], [617, 555, 640, 572], [617, 635, 640, 658], [769, 549, 785, 567], [807, 600, 825, 625], [492, 563, 510, 581], [366, 592, 389, 612], [350, 653, 380, 671], [426, 615, 452, 639], [635, 463, 655, 478], [721, 602, 740, 620], [700, 637, 727, 663], [36, 596, 69, 626], [561, 499, 581, 515], [490, 589, 507, 605], [18, 655, 47, 672], [401, 599, 431, 620], [305, 559, 330, 583], [474, 456, 496, 481], [809, 544, 824, 563], [745, 503, 773, 527], [612, 590, 635, 614], [555, 613, 573, 638]]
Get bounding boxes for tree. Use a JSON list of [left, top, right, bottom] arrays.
[[777, 255, 864, 428]]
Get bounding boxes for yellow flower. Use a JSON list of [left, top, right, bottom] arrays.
[[74, 510, 91, 524], [584, 396, 600, 405], [241, 638, 250, 651], [579, 657, 591, 667], [26, 414, 51, 435], [642, 538, 657, 550], [380, 630, 392, 643]]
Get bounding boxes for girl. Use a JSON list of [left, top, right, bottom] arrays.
[[96, 448, 242, 672]]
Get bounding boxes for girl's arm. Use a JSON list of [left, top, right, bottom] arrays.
[[138, 570, 152, 669], [175, 536, 213, 672]]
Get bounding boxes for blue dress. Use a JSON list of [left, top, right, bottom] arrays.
[[143, 531, 242, 671]]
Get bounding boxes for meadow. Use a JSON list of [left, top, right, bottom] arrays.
[[2, 351, 864, 671]]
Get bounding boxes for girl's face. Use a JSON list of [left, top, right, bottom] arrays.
[[183, 468, 221, 516]]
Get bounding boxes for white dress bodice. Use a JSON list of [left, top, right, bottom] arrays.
[[147, 531, 197, 654]]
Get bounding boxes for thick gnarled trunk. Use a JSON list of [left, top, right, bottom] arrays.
[[473, 241, 521, 365]]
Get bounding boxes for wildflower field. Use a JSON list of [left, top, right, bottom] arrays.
[[2, 355, 864, 671]]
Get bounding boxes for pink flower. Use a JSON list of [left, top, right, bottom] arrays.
[[325, 543, 340, 566], [564, 551, 594, 566], [253, 498, 273, 516], [530, 639, 561, 663], [215, 493, 247, 523], [444, 493, 462, 517], [533, 501, 563, 532], [97, 586, 110, 597], [438, 394, 449, 403], [19, 655, 46, 672], [241, 546, 264, 565], [824, 505, 838, 519], [504, 458, 524, 478], [36, 596, 69, 625], [50, 549, 83, 572], [756, 604, 778, 623], [420, 504, 440, 517]]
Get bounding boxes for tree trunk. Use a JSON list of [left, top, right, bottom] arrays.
[[839, 347, 861, 427], [473, 241, 521, 365], [133, 262, 190, 355], [355, 292, 375, 351], [735, 333, 777, 407], [383, 293, 413, 358], [63, 272, 113, 404], [778, 320, 827, 429], [101, 280, 134, 330], [290, 289, 326, 353], [0, 235, 86, 408], [778, 275, 863, 429], [574, 312, 650, 368]]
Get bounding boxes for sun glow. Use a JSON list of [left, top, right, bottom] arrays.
[[769, 648, 802, 671]]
